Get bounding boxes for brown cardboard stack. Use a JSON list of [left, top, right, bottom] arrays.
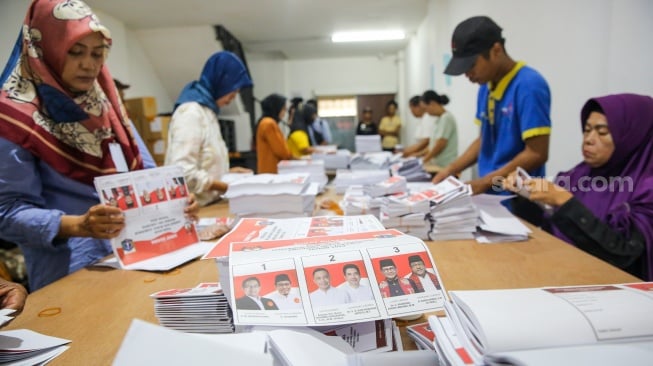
[[124, 97, 170, 166]]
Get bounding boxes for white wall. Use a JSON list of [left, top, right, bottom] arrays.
[[405, 0, 653, 179], [249, 56, 398, 100], [0, 1, 30, 68]]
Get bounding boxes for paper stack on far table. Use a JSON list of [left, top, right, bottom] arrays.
[[311, 148, 351, 170], [224, 173, 317, 218], [333, 169, 389, 194], [150, 282, 234, 334], [354, 135, 382, 153], [277, 160, 328, 192]]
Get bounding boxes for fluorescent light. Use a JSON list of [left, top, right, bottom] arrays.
[[331, 30, 405, 43]]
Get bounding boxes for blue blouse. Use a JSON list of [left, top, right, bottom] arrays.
[[0, 127, 155, 291]]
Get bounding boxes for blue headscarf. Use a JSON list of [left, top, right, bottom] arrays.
[[174, 51, 253, 115]]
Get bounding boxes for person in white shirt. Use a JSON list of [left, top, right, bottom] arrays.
[[341, 264, 374, 303], [267, 274, 303, 310], [309, 268, 351, 307], [402, 95, 435, 157], [235, 277, 279, 310]]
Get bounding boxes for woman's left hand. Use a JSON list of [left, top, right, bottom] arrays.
[[184, 194, 200, 221], [525, 178, 574, 207]]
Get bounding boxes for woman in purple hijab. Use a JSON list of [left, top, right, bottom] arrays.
[[504, 93, 653, 280]]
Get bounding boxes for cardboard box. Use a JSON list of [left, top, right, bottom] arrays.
[[125, 97, 157, 120], [136, 115, 170, 141]]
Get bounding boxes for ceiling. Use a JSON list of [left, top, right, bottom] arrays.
[[84, 0, 429, 60]]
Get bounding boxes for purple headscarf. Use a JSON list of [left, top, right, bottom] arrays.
[[554, 93, 653, 280]]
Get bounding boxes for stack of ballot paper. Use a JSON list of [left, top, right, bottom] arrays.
[[363, 175, 407, 198], [340, 185, 393, 218], [380, 177, 478, 241], [333, 169, 389, 194], [389, 157, 431, 182], [430, 282, 653, 366], [0, 329, 70, 365], [224, 173, 318, 218], [472, 194, 532, 243], [354, 135, 382, 153], [277, 160, 328, 192], [406, 322, 436, 351], [150, 283, 234, 334], [428, 182, 478, 241], [311, 147, 351, 170]]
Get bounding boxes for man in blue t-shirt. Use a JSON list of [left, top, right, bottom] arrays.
[[433, 16, 551, 197]]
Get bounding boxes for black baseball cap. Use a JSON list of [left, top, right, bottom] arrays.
[[444, 16, 503, 76]]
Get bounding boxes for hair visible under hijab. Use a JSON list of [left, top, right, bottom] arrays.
[[554, 93, 653, 280]]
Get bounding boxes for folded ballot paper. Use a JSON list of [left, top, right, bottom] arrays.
[[94, 165, 207, 271], [0, 329, 70, 365], [430, 282, 653, 366], [150, 282, 234, 334], [471, 194, 531, 243], [115, 319, 437, 366]]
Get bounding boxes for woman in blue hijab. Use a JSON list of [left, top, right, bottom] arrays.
[[165, 51, 253, 206]]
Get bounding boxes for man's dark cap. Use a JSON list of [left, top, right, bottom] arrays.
[[444, 16, 503, 76], [408, 255, 424, 265]]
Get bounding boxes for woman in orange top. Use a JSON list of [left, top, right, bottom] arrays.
[[256, 94, 292, 173]]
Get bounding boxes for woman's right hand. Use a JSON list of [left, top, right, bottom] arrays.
[[67, 204, 125, 239], [502, 170, 521, 193]]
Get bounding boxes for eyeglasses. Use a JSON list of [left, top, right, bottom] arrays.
[[583, 123, 610, 136]]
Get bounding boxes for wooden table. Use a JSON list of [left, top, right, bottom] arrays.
[[4, 198, 640, 365]]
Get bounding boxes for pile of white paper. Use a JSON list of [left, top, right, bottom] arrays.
[[0, 329, 70, 365], [277, 159, 328, 192], [354, 135, 382, 153], [224, 173, 318, 218], [333, 169, 389, 194], [311, 147, 351, 170], [150, 282, 234, 334]]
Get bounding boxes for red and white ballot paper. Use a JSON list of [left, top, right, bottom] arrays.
[[228, 229, 448, 327], [94, 165, 205, 271]]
